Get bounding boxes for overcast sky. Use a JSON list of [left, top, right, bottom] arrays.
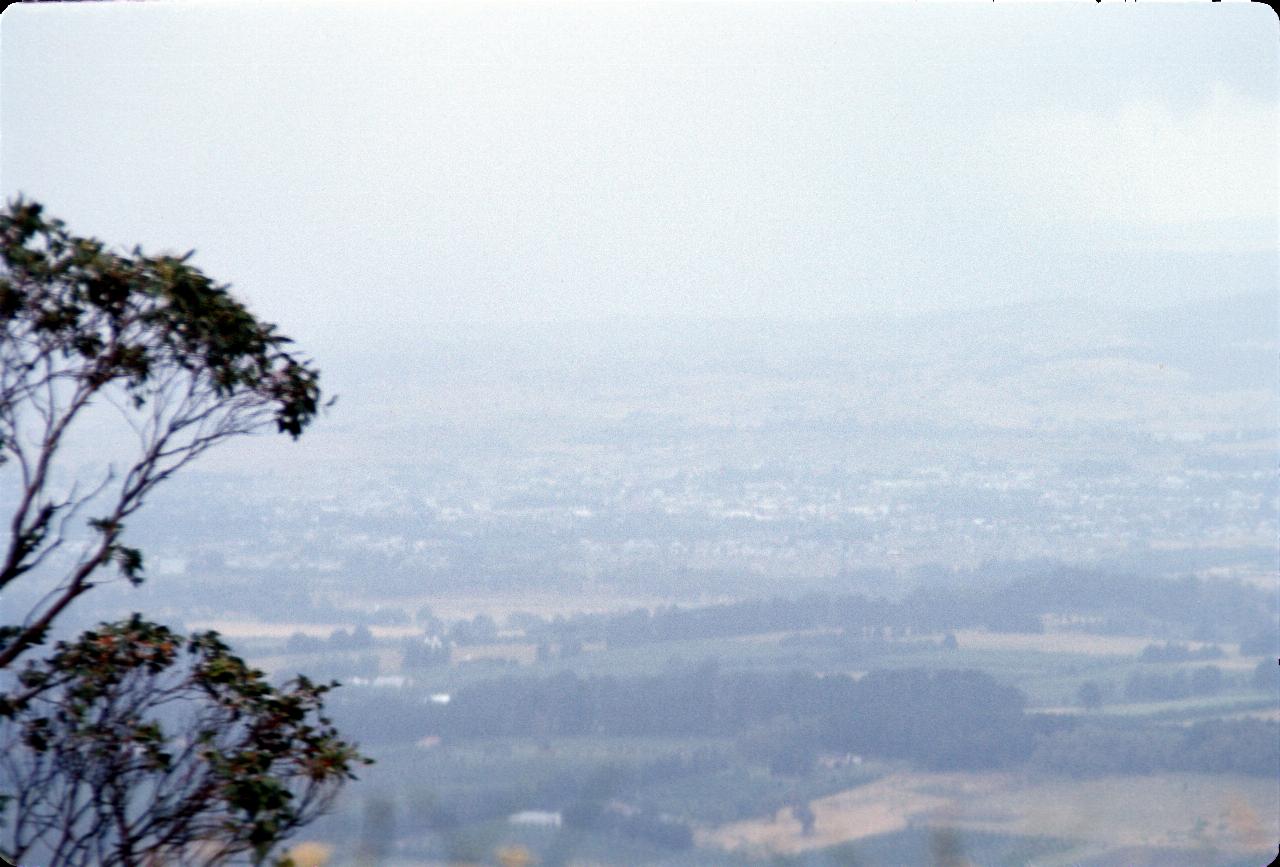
[[1, 2, 1276, 347]]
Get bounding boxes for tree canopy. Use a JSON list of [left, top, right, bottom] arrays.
[[0, 197, 321, 668], [0, 616, 368, 867], [0, 199, 360, 865]]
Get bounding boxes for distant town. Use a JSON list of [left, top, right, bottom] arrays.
[[88, 296, 1275, 629]]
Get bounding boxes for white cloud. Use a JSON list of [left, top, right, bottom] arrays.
[[1001, 86, 1277, 249]]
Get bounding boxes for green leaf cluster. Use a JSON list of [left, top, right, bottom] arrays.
[[0, 197, 320, 438], [1, 616, 371, 866]]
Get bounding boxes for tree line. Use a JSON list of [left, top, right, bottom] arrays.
[[1031, 717, 1279, 778], [340, 664, 1036, 771], [471, 569, 1276, 650]]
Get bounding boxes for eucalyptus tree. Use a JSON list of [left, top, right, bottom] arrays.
[[1, 616, 368, 866], [0, 197, 319, 668], [0, 199, 366, 864]]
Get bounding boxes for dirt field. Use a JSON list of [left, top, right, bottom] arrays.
[[696, 772, 1278, 861], [695, 773, 974, 854]]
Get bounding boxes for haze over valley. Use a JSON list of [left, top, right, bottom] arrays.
[[2, 3, 1276, 864], [73, 291, 1277, 626]]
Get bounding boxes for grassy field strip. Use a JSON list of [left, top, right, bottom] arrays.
[[1092, 694, 1276, 719], [696, 772, 1278, 861], [1033, 694, 1275, 720], [953, 629, 1235, 657], [1218, 706, 1280, 723]]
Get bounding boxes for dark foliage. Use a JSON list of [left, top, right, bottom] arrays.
[[510, 570, 1275, 652], [0, 616, 369, 866], [0, 198, 322, 670], [1030, 717, 1280, 778], [1124, 666, 1224, 702], [342, 665, 1033, 771], [0, 202, 356, 864]]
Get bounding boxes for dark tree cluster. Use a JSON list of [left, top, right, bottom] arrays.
[[990, 570, 1275, 643], [1031, 718, 1279, 778], [360, 665, 1034, 771], [1240, 626, 1279, 657], [400, 636, 450, 670], [1253, 658, 1277, 692], [1124, 666, 1225, 702], [516, 592, 1019, 653], [448, 614, 499, 645], [0, 617, 368, 867], [503, 569, 1275, 652], [284, 626, 375, 654], [404, 749, 725, 848]]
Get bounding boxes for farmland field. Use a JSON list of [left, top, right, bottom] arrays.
[[697, 772, 1277, 862]]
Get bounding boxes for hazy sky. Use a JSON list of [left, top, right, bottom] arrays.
[[1, 2, 1276, 347]]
